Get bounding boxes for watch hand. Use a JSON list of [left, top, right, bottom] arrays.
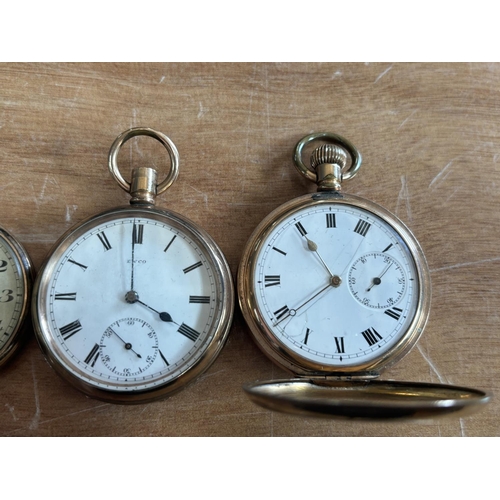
[[125, 291, 179, 325], [109, 328, 142, 358], [275, 281, 333, 326], [303, 236, 335, 278], [366, 262, 393, 292], [130, 222, 136, 291], [137, 300, 179, 324]]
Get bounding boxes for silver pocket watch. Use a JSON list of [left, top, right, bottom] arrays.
[[32, 128, 234, 404]]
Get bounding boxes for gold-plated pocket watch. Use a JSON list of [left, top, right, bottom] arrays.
[[32, 127, 234, 404], [238, 132, 490, 420], [0, 225, 33, 367]]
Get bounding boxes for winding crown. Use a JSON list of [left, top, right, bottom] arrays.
[[311, 144, 348, 170]]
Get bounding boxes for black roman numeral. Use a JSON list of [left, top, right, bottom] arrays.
[[334, 336, 345, 353], [264, 275, 281, 287], [54, 292, 77, 301], [164, 235, 176, 253], [326, 213, 336, 228], [183, 261, 202, 274], [295, 221, 307, 236], [273, 305, 290, 320], [178, 323, 201, 342], [361, 327, 383, 346], [59, 319, 82, 341], [68, 259, 88, 271], [133, 223, 144, 244], [189, 295, 210, 304], [382, 243, 394, 253], [272, 246, 287, 256], [84, 343, 100, 367], [97, 231, 112, 251], [384, 307, 403, 320], [354, 220, 371, 237], [159, 349, 169, 366], [303, 328, 311, 345]]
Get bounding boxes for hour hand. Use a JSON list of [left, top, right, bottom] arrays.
[[303, 235, 335, 278], [125, 291, 178, 325]]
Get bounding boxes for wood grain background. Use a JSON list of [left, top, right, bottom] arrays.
[[0, 62, 498, 436]]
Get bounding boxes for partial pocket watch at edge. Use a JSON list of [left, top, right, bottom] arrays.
[[32, 127, 234, 404], [237, 132, 490, 420], [0, 226, 33, 367]]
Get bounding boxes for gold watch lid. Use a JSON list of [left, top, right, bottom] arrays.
[[243, 378, 491, 421]]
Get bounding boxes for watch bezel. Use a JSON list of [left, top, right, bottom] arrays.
[[237, 191, 431, 377], [32, 205, 234, 404]]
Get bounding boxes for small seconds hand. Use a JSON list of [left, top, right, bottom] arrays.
[[109, 328, 142, 358], [366, 261, 393, 292]]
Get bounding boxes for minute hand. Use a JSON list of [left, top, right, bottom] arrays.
[[275, 281, 332, 326], [130, 222, 136, 290]]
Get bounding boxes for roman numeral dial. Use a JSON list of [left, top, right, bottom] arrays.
[[251, 200, 422, 370], [40, 213, 227, 400]]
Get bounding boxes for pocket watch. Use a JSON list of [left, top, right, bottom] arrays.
[[0, 225, 33, 367], [238, 132, 490, 420], [32, 127, 234, 404]]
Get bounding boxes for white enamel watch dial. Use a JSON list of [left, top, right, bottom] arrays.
[[0, 226, 32, 367], [238, 133, 490, 419], [241, 193, 428, 375], [33, 128, 234, 403], [255, 202, 419, 367]]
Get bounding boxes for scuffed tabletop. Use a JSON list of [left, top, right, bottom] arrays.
[[0, 62, 498, 436]]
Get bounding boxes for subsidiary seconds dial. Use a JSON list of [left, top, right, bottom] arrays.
[[348, 252, 406, 309], [100, 318, 158, 377]]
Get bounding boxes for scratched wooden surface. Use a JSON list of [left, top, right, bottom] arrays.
[[0, 62, 498, 436]]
